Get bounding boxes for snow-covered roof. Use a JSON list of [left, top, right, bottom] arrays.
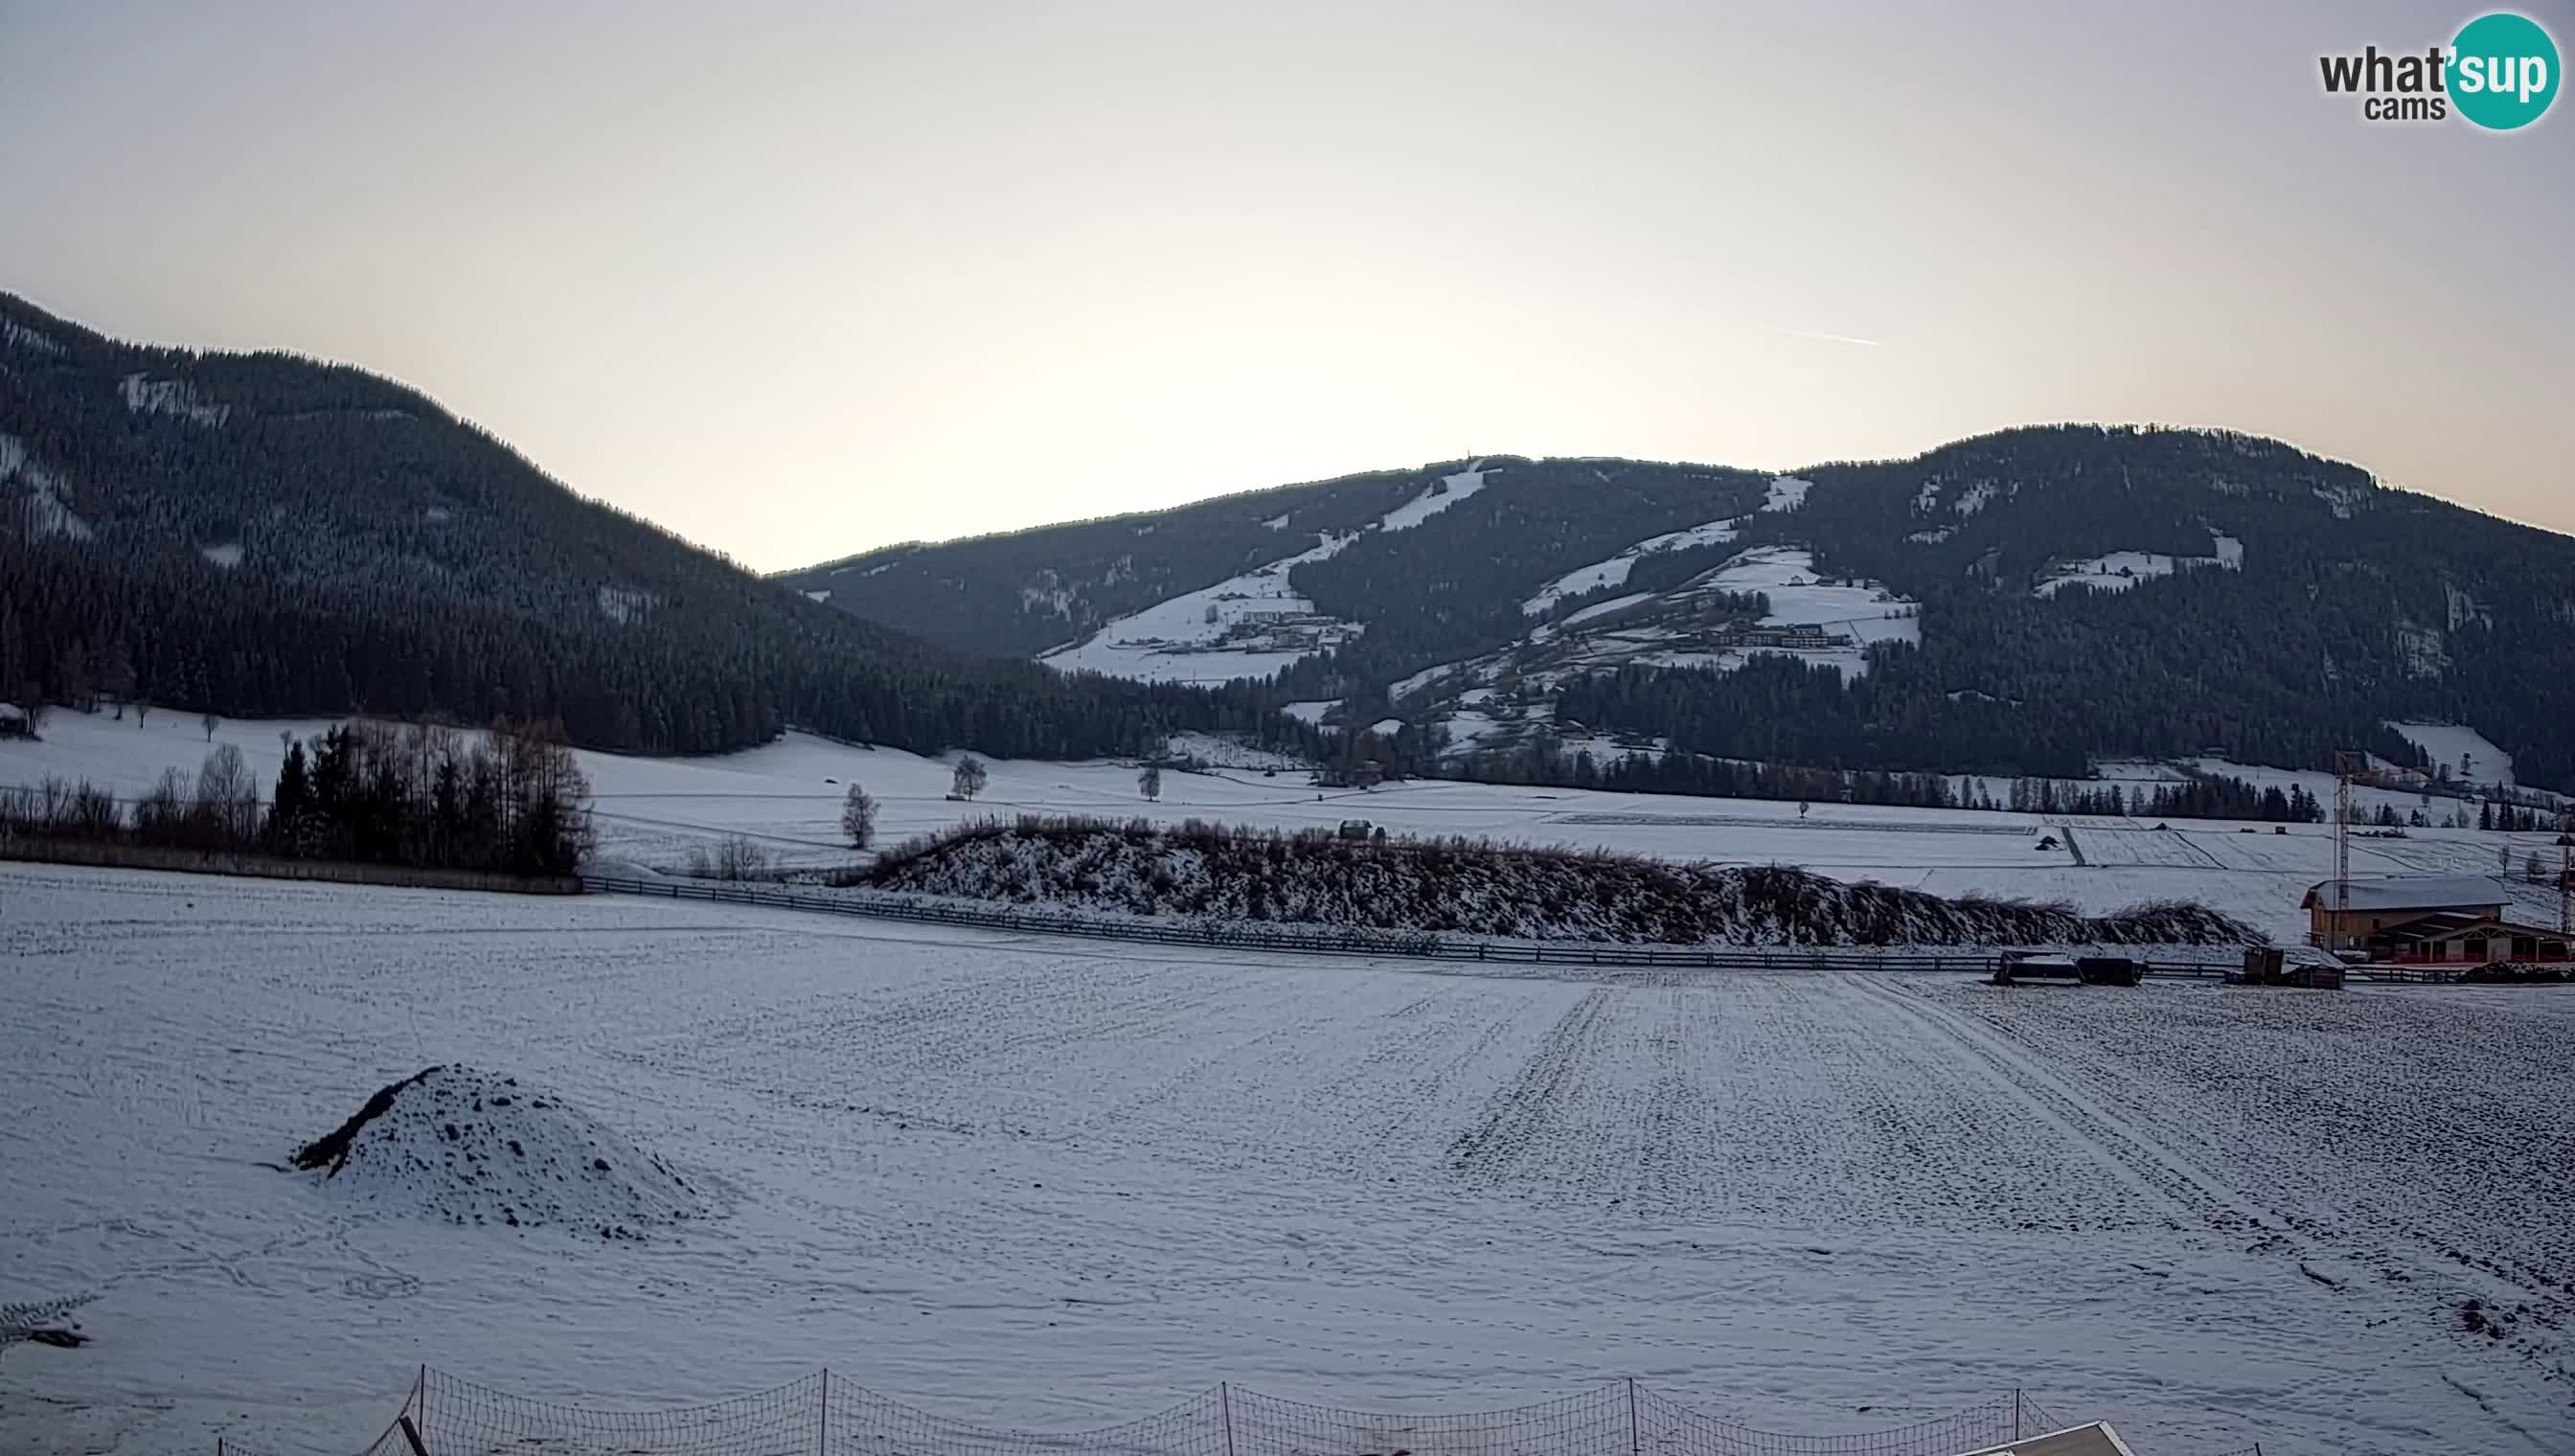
[[1956, 1422, 2137, 1456], [2300, 875, 2505, 912]]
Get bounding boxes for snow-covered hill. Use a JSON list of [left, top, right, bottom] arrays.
[[781, 427, 2575, 792], [2387, 721, 2518, 791], [1030, 465, 1906, 759], [0, 289, 1219, 763], [1037, 467, 1489, 684]]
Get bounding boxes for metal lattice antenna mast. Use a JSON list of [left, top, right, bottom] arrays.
[[2331, 750, 2366, 950], [2558, 817, 2572, 937]]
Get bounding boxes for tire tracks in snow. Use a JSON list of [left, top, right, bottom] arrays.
[[1873, 977, 2575, 1428], [1446, 989, 1611, 1182], [1846, 976, 2264, 1231]]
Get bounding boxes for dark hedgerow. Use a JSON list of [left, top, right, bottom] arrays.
[[839, 815, 2259, 947]]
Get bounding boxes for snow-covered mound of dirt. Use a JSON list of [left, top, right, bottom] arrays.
[[0, 1293, 97, 1351], [291, 1066, 705, 1238], [860, 816, 2260, 946]]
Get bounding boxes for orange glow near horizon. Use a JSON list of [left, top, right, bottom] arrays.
[[4, 1, 2568, 569]]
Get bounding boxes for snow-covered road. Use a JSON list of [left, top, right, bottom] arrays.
[[2, 865, 2568, 1456]]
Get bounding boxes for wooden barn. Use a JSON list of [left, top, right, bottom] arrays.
[[2362, 910, 2569, 966], [2300, 874, 2504, 950]]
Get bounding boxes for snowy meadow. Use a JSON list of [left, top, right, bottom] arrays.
[[9, 710, 2568, 946], [6, 716, 2575, 1455], [3, 864, 2572, 1456]]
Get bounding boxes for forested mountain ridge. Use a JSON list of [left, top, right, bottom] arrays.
[[781, 456, 1776, 680], [0, 291, 1282, 759], [782, 467, 1442, 659], [1601, 426, 2575, 787], [784, 426, 2575, 789]]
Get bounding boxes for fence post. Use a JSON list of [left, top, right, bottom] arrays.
[[2012, 1389, 2021, 1441], [1219, 1381, 1237, 1456], [818, 1368, 830, 1456], [1626, 1377, 1639, 1456]]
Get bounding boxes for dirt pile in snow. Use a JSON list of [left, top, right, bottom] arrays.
[[292, 1066, 705, 1238], [859, 816, 2261, 946]]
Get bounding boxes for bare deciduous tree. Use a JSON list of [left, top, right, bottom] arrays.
[[1138, 763, 1163, 803], [840, 783, 878, 849], [134, 766, 192, 839], [196, 743, 257, 843], [951, 756, 988, 801], [687, 835, 775, 880]]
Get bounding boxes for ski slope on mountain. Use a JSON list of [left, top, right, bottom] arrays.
[[1036, 468, 1491, 685], [1376, 465, 1489, 532], [1519, 516, 1743, 617], [1516, 475, 1813, 620], [1034, 525, 1362, 684]]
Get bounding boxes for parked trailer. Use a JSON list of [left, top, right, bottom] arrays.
[[1993, 952, 2083, 986], [2226, 945, 2343, 989], [2076, 956, 2142, 987]]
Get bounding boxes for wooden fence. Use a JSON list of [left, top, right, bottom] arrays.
[[3, 834, 581, 895]]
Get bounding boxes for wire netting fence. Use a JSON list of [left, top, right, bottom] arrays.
[[1232, 1384, 1630, 1456], [401, 1367, 825, 1456], [213, 1370, 2109, 1456], [1635, 1385, 2031, 1456]]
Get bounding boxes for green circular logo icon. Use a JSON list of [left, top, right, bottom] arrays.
[[2451, 12, 2560, 129]]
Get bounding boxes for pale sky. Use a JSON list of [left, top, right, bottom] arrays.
[[3, 1, 2569, 570]]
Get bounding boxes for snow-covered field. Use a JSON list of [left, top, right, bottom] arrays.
[[1671, 545, 1921, 677], [11, 711, 2572, 944], [2032, 536, 2243, 599], [2387, 721, 2518, 791], [4, 864, 2570, 1456], [1414, 543, 1924, 753]]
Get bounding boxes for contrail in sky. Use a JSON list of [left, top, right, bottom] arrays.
[[1763, 325, 1884, 348]]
